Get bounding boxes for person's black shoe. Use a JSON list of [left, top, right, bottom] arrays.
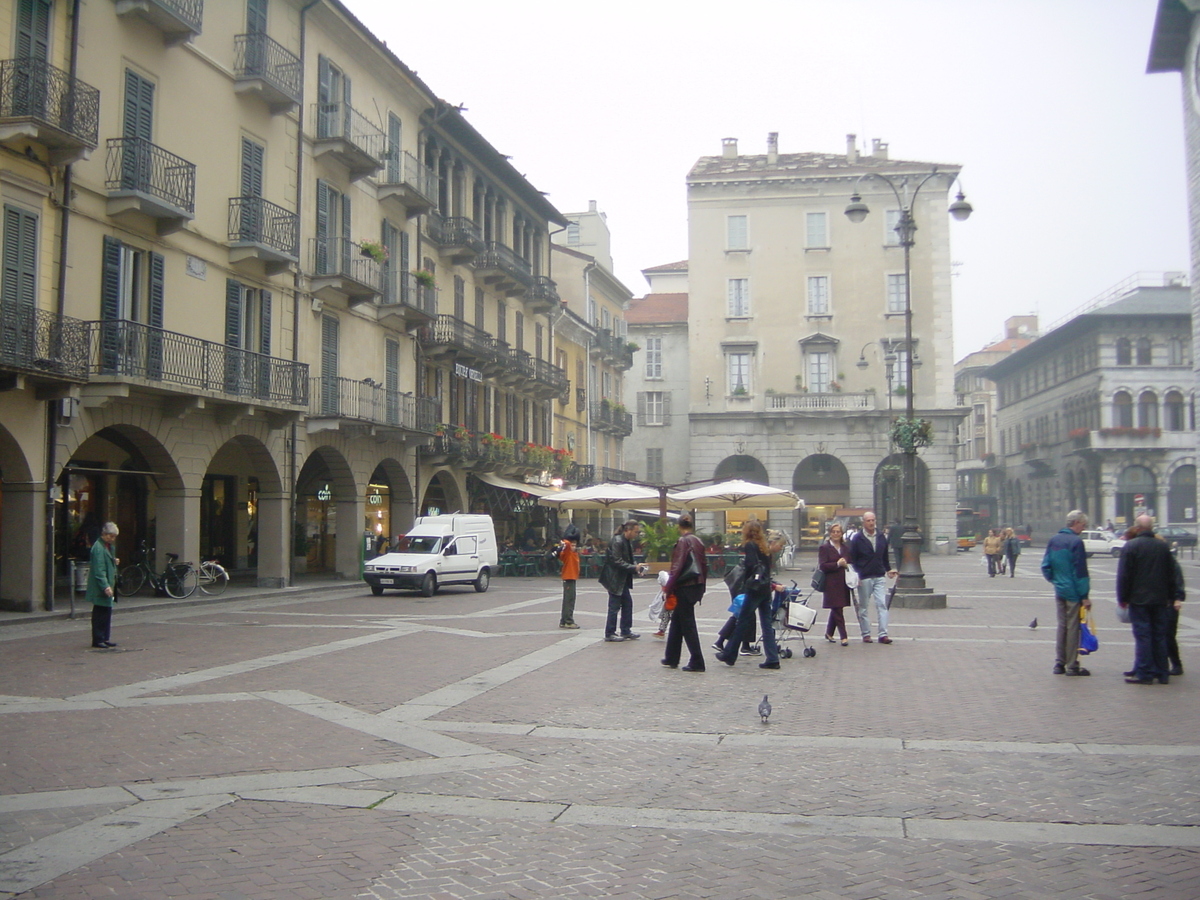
[[1065, 667, 1090, 676], [91, 643, 108, 649], [1125, 676, 1155, 684], [102, 641, 118, 648], [1170, 664, 1184, 676], [758, 661, 780, 669], [1052, 664, 1066, 675], [681, 664, 705, 672], [715, 651, 736, 666], [660, 659, 677, 668], [1157, 677, 1170, 685], [1123, 670, 1136, 677]]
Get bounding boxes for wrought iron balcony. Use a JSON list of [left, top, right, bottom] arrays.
[[310, 237, 383, 305], [600, 466, 637, 483], [0, 58, 100, 164], [425, 212, 484, 263], [566, 463, 595, 486], [309, 375, 437, 435], [228, 196, 298, 273], [590, 401, 633, 437], [530, 357, 568, 401], [113, 0, 203, 45], [378, 150, 436, 215], [88, 319, 308, 408], [105, 137, 195, 233], [474, 241, 532, 294], [233, 32, 301, 114], [0, 303, 90, 385], [378, 269, 437, 331], [496, 347, 534, 388], [527, 276, 560, 314], [417, 314, 496, 364], [312, 101, 385, 181]]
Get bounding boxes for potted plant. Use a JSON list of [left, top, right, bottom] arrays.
[[639, 519, 680, 574], [732, 385, 748, 396], [413, 269, 436, 289], [359, 240, 389, 263], [829, 380, 842, 393]]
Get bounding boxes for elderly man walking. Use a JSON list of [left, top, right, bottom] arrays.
[[1041, 509, 1092, 676], [86, 522, 120, 649], [1117, 515, 1183, 685]]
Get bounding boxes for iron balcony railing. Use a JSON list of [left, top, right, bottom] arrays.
[[590, 401, 633, 436], [532, 357, 568, 396], [566, 463, 595, 486], [105, 136, 196, 215], [426, 212, 485, 251], [506, 347, 535, 380], [233, 32, 301, 102], [311, 375, 437, 432], [228, 196, 299, 258], [477, 241, 533, 286], [0, 58, 100, 148], [383, 149, 436, 199], [89, 319, 308, 405], [0, 303, 90, 381], [418, 314, 496, 361], [600, 466, 636, 483], [311, 237, 384, 290], [381, 269, 437, 317], [313, 101, 385, 162], [135, 0, 204, 35], [529, 276, 560, 305]]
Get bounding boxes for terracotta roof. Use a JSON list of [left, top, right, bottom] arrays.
[[627, 293, 688, 324], [688, 152, 960, 180], [641, 260, 689, 273]]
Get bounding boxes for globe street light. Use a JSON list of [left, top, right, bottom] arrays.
[[845, 169, 972, 598]]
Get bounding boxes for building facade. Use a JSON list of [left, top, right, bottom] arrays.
[[986, 276, 1195, 536], [0, 0, 590, 610], [683, 134, 968, 544]]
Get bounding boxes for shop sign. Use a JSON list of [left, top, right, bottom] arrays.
[[317, 484, 332, 501], [368, 490, 383, 506], [454, 363, 483, 383]]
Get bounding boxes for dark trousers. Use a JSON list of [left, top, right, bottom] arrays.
[[1006, 553, 1018, 576], [559, 580, 576, 625], [728, 589, 779, 664], [1129, 603, 1171, 681], [716, 611, 756, 648], [91, 604, 112, 645], [825, 606, 847, 639], [605, 586, 634, 637], [664, 584, 705, 668], [1167, 606, 1181, 668]]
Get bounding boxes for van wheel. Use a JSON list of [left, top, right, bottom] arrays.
[[420, 572, 437, 597], [1111, 546, 1122, 557], [370, 584, 385, 596], [474, 568, 490, 593]]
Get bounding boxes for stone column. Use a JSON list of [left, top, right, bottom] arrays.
[[0, 481, 44, 612], [391, 497, 414, 539], [336, 496, 365, 579], [155, 489, 202, 570], [256, 491, 289, 588]]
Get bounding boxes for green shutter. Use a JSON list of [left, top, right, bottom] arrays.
[[246, 0, 268, 34], [315, 179, 329, 273], [16, 0, 51, 62], [146, 252, 164, 378]]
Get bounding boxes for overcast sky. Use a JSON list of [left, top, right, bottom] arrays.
[[344, 0, 1189, 360]]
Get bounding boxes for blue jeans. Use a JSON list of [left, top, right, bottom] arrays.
[[729, 589, 779, 664], [856, 576, 889, 637], [606, 587, 634, 637], [1129, 603, 1170, 681]]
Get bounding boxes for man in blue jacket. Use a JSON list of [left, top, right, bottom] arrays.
[[848, 511, 898, 643], [1041, 509, 1092, 676]]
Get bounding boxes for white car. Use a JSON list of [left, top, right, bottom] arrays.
[[1079, 530, 1125, 558]]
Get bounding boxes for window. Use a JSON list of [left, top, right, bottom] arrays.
[[515, 311, 524, 351], [805, 211, 827, 248], [727, 278, 750, 317], [645, 336, 662, 379], [453, 275, 465, 319], [319, 314, 339, 415], [1138, 391, 1159, 428], [566, 221, 580, 245], [646, 448, 664, 484], [1136, 338, 1152, 366], [808, 351, 831, 393], [601, 308, 611, 331], [726, 215, 748, 250], [2, 205, 37, 311], [316, 55, 350, 140], [474, 287, 485, 329], [1166, 391, 1186, 431], [1113, 391, 1133, 428], [638, 391, 670, 426], [1116, 338, 1132, 365], [535, 323, 543, 360], [806, 276, 830, 315], [727, 351, 751, 394], [886, 274, 907, 314], [885, 209, 903, 245], [315, 179, 348, 274], [602, 370, 612, 399], [496, 300, 506, 344], [1169, 337, 1187, 366]]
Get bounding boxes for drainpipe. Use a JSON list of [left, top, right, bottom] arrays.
[[582, 262, 595, 479], [44, 0, 84, 611]]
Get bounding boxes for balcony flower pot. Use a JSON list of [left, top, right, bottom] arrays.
[[413, 269, 436, 289], [359, 240, 389, 263]]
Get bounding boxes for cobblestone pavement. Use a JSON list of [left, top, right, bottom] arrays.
[[2, 551, 1199, 899]]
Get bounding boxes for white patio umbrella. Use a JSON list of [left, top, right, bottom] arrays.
[[537, 482, 673, 510], [669, 479, 802, 510]]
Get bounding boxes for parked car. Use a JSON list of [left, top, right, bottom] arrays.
[[1015, 529, 1033, 548], [363, 514, 497, 596], [1080, 530, 1125, 558], [1157, 526, 1198, 548]]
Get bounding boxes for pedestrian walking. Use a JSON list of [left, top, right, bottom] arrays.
[[86, 522, 120, 649], [1003, 527, 1021, 577], [848, 511, 897, 643], [716, 520, 781, 669], [556, 524, 581, 628], [1040, 509, 1092, 676], [1117, 515, 1183, 685], [598, 520, 647, 642], [660, 514, 708, 671], [983, 528, 1003, 577], [819, 523, 853, 645]]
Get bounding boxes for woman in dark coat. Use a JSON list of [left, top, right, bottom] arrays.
[[716, 520, 780, 669], [819, 523, 853, 645]]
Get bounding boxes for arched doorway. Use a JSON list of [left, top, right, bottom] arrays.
[[873, 453, 929, 537], [366, 459, 415, 555], [1116, 465, 1157, 525], [295, 447, 355, 575], [1168, 464, 1196, 524], [713, 454, 770, 535], [204, 435, 283, 583], [793, 453, 850, 546], [421, 470, 464, 517]]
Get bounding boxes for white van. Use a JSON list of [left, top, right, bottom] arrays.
[[363, 514, 498, 596]]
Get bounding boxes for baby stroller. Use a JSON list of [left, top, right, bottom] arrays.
[[771, 580, 818, 659]]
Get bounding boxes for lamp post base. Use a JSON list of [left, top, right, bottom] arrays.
[[893, 529, 947, 609]]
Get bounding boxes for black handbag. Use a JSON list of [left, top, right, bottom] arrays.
[[724, 562, 746, 596], [810, 568, 826, 592], [677, 546, 702, 585]]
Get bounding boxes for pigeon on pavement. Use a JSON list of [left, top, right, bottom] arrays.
[[1029, 617, 1038, 629], [758, 694, 771, 724]]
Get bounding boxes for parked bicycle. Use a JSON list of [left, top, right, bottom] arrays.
[[117, 542, 198, 599], [197, 559, 229, 595]]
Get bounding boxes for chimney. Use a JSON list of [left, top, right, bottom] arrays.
[[722, 137, 738, 159], [871, 138, 889, 160], [846, 133, 858, 163], [588, 200, 597, 213], [766, 132, 778, 165]]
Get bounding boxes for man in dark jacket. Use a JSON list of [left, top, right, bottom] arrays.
[[848, 511, 898, 644], [1117, 515, 1183, 685], [599, 520, 647, 642], [1040, 509, 1092, 676]]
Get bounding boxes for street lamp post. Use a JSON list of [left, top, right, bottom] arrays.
[[845, 170, 972, 600]]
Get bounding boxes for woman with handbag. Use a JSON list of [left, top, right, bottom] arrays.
[[661, 515, 708, 671], [819, 523, 853, 645], [717, 520, 781, 669]]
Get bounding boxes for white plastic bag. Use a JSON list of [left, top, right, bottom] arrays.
[[845, 568, 860, 591], [648, 592, 665, 622]]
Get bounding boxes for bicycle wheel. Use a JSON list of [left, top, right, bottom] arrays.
[[199, 561, 229, 595], [164, 564, 198, 599], [118, 565, 145, 596]]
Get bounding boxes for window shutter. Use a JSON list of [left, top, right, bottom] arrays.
[[381, 219, 397, 303], [315, 179, 329, 273], [662, 391, 672, 424], [2, 206, 36, 308], [636, 391, 646, 427], [99, 237, 122, 372], [225, 279, 242, 347], [385, 338, 400, 424], [146, 252, 165, 378], [387, 113, 401, 182], [16, 0, 51, 62], [259, 290, 271, 356], [123, 69, 154, 140], [316, 55, 332, 136], [240, 138, 264, 198], [246, 0, 268, 33], [340, 192, 351, 272], [320, 314, 339, 415]]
